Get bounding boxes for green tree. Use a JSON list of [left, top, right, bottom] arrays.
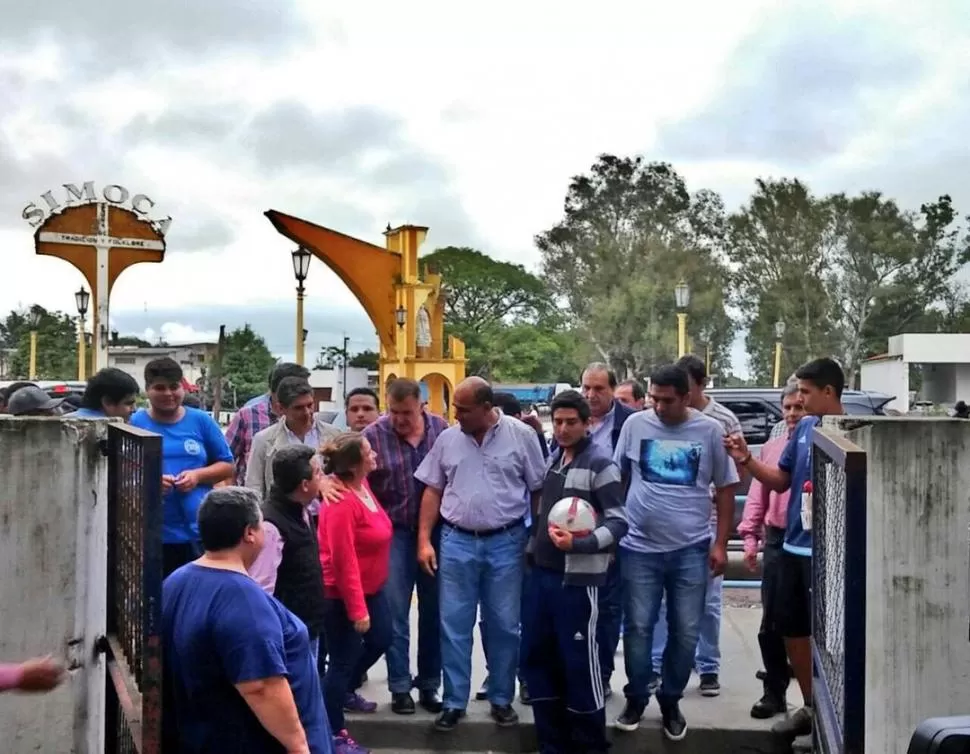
[[476, 323, 583, 383], [221, 325, 277, 403], [0, 305, 78, 379], [422, 246, 553, 334], [728, 178, 839, 385], [419, 245, 565, 379], [348, 349, 379, 370], [827, 192, 970, 384], [536, 155, 735, 379]]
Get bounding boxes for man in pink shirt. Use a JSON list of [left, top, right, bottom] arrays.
[[737, 383, 805, 720], [0, 657, 64, 693]]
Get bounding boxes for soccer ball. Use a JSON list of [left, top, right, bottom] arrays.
[[547, 496, 597, 536]]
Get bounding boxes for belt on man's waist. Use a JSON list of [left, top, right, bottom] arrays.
[[442, 517, 524, 537]]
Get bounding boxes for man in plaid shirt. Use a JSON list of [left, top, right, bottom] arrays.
[[225, 363, 310, 486]]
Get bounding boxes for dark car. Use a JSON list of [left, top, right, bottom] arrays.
[[708, 388, 894, 543]]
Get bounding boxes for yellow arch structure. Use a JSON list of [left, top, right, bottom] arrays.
[[264, 210, 465, 420]]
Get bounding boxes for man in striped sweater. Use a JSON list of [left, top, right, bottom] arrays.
[[520, 390, 628, 754]]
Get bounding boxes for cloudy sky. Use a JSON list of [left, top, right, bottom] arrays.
[[3, 0, 968, 375]]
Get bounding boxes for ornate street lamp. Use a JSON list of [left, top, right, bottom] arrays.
[[773, 320, 787, 388], [75, 287, 90, 380], [395, 305, 407, 328], [674, 280, 690, 358], [291, 247, 312, 365]]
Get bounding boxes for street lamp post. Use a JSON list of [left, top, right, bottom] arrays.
[[75, 287, 90, 381], [27, 308, 41, 380], [291, 247, 312, 366], [773, 320, 786, 388], [674, 280, 690, 359], [395, 305, 407, 328]]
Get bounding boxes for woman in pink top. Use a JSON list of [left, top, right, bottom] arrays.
[[317, 432, 393, 754], [737, 384, 804, 720]]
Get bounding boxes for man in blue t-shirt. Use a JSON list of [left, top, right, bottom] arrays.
[[130, 357, 233, 576], [612, 365, 738, 742], [163, 486, 334, 754], [724, 357, 846, 743]]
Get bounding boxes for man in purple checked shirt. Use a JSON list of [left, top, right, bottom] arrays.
[[362, 378, 448, 716]]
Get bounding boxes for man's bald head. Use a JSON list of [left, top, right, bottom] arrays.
[[453, 376, 495, 436], [455, 376, 493, 406]]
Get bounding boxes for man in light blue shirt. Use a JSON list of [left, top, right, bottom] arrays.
[[612, 364, 738, 743], [415, 377, 545, 734]]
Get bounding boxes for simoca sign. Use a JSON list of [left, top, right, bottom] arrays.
[[22, 182, 172, 235]]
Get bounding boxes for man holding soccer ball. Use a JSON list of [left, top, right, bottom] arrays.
[[520, 390, 629, 754]]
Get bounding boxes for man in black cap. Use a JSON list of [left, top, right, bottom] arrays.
[[6, 385, 65, 416]]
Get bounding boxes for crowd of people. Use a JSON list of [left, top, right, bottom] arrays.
[[0, 351, 850, 754]]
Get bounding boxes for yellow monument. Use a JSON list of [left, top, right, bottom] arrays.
[[264, 210, 466, 419]]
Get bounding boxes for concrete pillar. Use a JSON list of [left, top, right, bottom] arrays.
[[0, 418, 107, 753], [837, 417, 970, 753]]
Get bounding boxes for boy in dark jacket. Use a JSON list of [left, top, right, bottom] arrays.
[[520, 390, 628, 754]]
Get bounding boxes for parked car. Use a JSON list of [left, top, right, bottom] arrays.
[[707, 388, 894, 543]]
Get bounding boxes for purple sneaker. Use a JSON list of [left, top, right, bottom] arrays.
[[344, 691, 378, 713], [333, 729, 370, 754]]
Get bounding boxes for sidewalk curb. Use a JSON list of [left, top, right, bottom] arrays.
[[354, 717, 780, 753]]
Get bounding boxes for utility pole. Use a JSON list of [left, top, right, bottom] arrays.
[[342, 334, 349, 401], [212, 325, 226, 419]]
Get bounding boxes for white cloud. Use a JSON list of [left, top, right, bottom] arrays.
[[140, 322, 220, 345], [2, 0, 969, 380]]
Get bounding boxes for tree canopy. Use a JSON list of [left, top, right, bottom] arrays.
[[221, 324, 277, 403]]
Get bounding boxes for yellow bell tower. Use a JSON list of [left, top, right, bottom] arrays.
[[264, 210, 465, 420]]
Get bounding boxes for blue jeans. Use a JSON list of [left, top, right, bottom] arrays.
[[621, 541, 709, 705], [651, 573, 723, 675], [384, 527, 441, 693], [439, 523, 526, 709], [322, 591, 392, 733]]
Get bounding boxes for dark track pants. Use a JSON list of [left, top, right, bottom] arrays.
[[520, 567, 610, 754], [759, 526, 790, 697]]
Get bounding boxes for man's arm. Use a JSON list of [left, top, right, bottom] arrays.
[[418, 486, 443, 546], [235, 677, 309, 753], [197, 414, 235, 485], [224, 410, 249, 483], [245, 433, 268, 496], [726, 432, 792, 493]]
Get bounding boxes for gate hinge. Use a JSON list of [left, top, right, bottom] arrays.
[[66, 637, 86, 671]]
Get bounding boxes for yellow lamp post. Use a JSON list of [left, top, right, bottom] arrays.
[[75, 286, 90, 381], [27, 308, 41, 380], [773, 320, 786, 388], [674, 280, 690, 358], [291, 247, 312, 366]]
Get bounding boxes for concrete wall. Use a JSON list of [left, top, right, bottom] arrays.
[[838, 417, 970, 754], [0, 417, 107, 753], [860, 358, 908, 412]]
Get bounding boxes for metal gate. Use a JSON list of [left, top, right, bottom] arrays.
[[102, 423, 164, 754], [811, 427, 867, 754]]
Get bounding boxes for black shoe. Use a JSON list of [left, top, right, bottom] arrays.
[[519, 681, 532, 705], [750, 692, 786, 719], [391, 692, 416, 715], [772, 706, 813, 739], [433, 708, 464, 732], [661, 701, 688, 741], [475, 675, 489, 701], [699, 673, 720, 697], [490, 703, 519, 727], [614, 699, 646, 732], [647, 671, 660, 695], [418, 689, 443, 714]]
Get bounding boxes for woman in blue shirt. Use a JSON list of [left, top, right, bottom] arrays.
[[131, 357, 233, 576]]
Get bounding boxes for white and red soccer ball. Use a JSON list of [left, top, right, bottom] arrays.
[[547, 496, 598, 537]]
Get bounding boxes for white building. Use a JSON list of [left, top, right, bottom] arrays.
[[860, 333, 970, 412], [308, 366, 370, 411], [108, 342, 218, 391]]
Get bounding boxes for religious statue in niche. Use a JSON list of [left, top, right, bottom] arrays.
[[416, 306, 432, 348]]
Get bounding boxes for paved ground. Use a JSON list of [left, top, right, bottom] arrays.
[[349, 591, 792, 753]]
